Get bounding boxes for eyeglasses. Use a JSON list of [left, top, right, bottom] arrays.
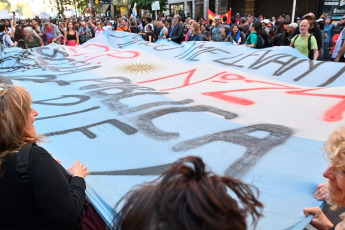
[[215, 19, 220, 21], [342, 18, 345, 20]]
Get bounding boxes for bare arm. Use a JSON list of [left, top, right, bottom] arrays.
[[76, 32, 79, 45], [64, 31, 67, 45], [313, 49, 319, 61], [335, 39, 345, 62], [9, 20, 15, 38], [246, 43, 255, 48]]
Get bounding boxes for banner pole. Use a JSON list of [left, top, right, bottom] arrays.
[[291, 0, 297, 23]]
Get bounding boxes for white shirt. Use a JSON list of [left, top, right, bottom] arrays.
[[332, 28, 345, 59], [1, 33, 14, 47]]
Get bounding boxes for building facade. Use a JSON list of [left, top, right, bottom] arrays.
[[167, 0, 324, 20]]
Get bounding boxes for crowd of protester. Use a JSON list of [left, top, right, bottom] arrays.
[[1, 11, 345, 62]]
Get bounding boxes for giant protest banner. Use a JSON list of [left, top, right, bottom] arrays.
[[1, 31, 345, 229]]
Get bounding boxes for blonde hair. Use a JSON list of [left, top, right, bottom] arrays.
[[324, 126, 345, 210], [0, 85, 41, 175], [325, 126, 345, 169]]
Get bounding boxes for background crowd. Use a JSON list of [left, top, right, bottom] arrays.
[[1, 11, 345, 62]]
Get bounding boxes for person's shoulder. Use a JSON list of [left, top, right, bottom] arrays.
[[310, 35, 317, 42], [30, 143, 50, 157]]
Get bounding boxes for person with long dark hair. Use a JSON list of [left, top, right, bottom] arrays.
[[219, 24, 234, 42], [272, 20, 291, 46], [13, 26, 26, 49], [114, 156, 263, 230], [64, 21, 79, 46], [230, 24, 246, 44]]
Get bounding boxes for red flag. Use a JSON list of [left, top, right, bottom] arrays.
[[220, 9, 232, 24], [207, 9, 216, 25], [207, 9, 232, 25]]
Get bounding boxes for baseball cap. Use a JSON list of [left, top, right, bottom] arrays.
[[42, 18, 49, 24], [289, 23, 298, 28], [261, 19, 270, 24], [304, 12, 315, 19]]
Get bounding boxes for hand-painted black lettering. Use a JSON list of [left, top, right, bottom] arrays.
[[133, 106, 238, 140], [34, 95, 90, 106], [173, 124, 292, 177], [44, 119, 138, 138]]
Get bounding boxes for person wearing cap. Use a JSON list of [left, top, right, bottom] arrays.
[[41, 19, 62, 45], [288, 23, 298, 40], [296, 17, 302, 24], [290, 19, 319, 60], [292, 12, 323, 58], [332, 16, 345, 62], [261, 19, 270, 34]]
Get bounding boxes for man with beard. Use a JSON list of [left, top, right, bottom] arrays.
[[209, 15, 222, 42]]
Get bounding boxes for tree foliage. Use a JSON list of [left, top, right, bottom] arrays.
[[129, 0, 168, 13], [0, 0, 12, 12], [51, 0, 89, 16], [15, 2, 34, 18]]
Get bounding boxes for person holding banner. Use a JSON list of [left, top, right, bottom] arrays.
[[230, 24, 245, 45], [41, 19, 62, 45], [290, 19, 319, 60], [23, 26, 44, 48], [189, 22, 203, 41], [219, 25, 233, 42], [168, 14, 183, 44], [304, 126, 345, 230], [0, 85, 91, 229], [0, 22, 17, 48], [64, 21, 79, 46], [113, 156, 263, 230], [245, 21, 259, 48], [208, 15, 222, 42]]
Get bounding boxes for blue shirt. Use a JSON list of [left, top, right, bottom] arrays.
[[324, 23, 335, 44]]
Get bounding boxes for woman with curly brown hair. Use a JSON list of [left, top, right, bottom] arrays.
[[0, 85, 90, 230], [304, 126, 345, 230], [114, 156, 263, 230]]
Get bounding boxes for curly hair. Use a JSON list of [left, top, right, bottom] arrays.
[[325, 126, 345, 169], [114, 156, 263, 230], [324, 126, 345, 210]]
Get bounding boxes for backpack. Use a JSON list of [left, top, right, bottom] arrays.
[[292, 34, 313, 59], [16, 142, 33, 183], [256, 34, 265, 49]]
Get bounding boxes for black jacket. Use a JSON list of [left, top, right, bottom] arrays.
[[169, 22, 183, 44], [0, 143, 86, 230]]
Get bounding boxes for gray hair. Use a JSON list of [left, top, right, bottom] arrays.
[[24, 27, 41, 41]]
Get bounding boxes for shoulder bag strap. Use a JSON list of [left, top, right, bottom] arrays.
[[16, 142, 33, 183], [291, 34, 300, 48]]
